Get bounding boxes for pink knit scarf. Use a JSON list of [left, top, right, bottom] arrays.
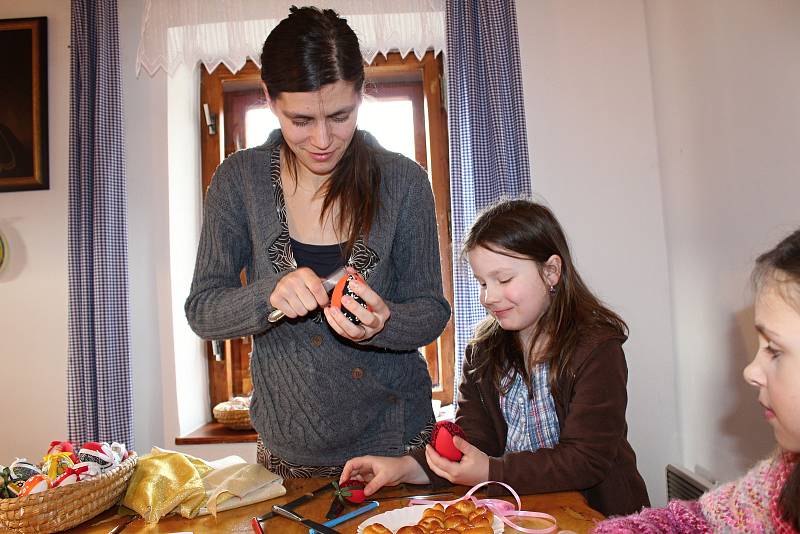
[[700, 451, 798, 533]]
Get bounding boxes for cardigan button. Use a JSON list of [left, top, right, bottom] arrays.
[[310, 335, 323, 347], [351, 367, 364, 380]]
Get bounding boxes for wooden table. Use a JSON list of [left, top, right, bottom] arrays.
[[38, 478, 603, 533]]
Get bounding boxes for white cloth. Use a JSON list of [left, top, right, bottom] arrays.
[[136, 0, 445, 76], [197, 455, 286, 517]]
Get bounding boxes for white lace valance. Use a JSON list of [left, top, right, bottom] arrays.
[[136, 0, 445, 77]]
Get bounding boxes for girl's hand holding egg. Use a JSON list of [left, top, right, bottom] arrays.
[[426, 422, 490, 487], [431, 421, 467, 462]]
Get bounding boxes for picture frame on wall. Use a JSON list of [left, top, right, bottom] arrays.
[[0, 17, 48, 192]]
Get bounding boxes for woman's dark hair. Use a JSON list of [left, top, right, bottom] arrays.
[[463, 199, 627, 395], [260, 6, 379, 255], [752, 228, 800, 530]]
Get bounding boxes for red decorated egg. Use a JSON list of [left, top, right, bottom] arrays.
[[338, 479, 366, 503], [47, 440, 79, 464], [72, 461, 102, 478], [18, 474, 51, 497], [53, 466, 83, 487], [331, 272, 370, 325], [431, 421, 466, 462], [78, 442, 115, 471]]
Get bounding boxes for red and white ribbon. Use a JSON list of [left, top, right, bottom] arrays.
[[408, 481, 558, 533]]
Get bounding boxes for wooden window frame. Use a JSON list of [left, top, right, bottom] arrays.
[[198, 52, 455, 422]]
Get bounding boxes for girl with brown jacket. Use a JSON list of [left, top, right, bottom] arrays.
[[341, 199, 649, 517]]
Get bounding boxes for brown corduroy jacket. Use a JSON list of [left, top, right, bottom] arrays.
[[412, 326, 650, 517]]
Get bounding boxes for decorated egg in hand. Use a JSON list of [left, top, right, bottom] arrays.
[[335, 478, 366, 504], [431, 421, 467, 462], [331, 272, 370, 325], [8, 459, 41, 482], [18, 474, 51, 497]]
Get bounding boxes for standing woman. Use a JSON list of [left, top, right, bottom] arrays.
[[185, 6, 450, 477]]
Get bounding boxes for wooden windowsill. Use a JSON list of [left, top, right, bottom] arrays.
[[175, 421, 258, 445]]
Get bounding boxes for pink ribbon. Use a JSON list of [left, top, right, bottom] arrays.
[[408, 481, 558, 534]]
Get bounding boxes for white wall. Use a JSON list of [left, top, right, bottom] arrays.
[[0, 0, 70, 464], [518, 0, 800, 504], [119, 0, 168, 458], [516, 0, 678, 505], [645, 0, 800, 481], [0, 0, 253, 465], [119, 0, 255, 462]]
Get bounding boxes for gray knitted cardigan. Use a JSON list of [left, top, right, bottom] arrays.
[[185, 131, 451, 466]]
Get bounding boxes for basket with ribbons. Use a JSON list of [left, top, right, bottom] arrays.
[[0, 441, 137, 533]]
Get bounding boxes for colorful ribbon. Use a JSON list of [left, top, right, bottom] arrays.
[[408, 480, 558, 534], [41, 452, 76, 480]]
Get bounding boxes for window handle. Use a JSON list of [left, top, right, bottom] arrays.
[[203, 103, 217, 135], [211, 339, 224, 362]]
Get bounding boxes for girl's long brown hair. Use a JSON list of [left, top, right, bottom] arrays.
[[260, 6, 380, 256], [752, 228, 800, 530], [463, 199, 627, 395]]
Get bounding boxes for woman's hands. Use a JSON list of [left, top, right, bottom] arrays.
[[269, 267, 330, 319], [269, 266, 390, 342], [324, 267, 391, 342], [425, 436, 489, 487], [340, 455, 429, 497]]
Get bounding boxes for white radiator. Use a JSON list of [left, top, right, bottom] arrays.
[[665, 464, 715, 501]]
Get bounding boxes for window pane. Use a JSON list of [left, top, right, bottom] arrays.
[[244, 99, 417, 162], [358, 99, 416, 161], [246, 108, 280, 148]]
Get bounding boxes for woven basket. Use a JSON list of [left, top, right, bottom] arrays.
[[213, 403, 253, 430], [0, 452, 137, 534]]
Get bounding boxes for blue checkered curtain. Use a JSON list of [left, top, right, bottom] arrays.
[[67, 0, 133, 449], [446, 0, 531, 400]]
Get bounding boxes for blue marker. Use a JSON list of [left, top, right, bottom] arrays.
[[309, 501, 380, 534]]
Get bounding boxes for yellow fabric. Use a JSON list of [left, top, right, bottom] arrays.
[[200, 461, 284, 517], [121, 447, 213, 523]]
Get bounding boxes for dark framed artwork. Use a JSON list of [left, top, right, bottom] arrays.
[[0, 17, 48, 192]]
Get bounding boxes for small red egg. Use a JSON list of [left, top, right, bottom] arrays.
[[338, 478, 366, 503], [47, 440, 79, 464], [432, 421, 467, 462]]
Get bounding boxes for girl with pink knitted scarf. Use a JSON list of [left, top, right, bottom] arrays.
[[593, 229, 800, 533]]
